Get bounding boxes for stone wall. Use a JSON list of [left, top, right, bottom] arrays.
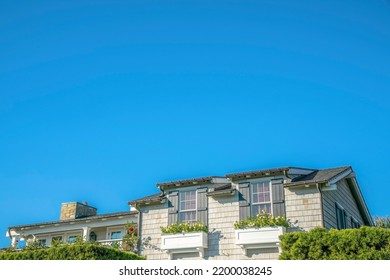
[[60, 202, 97, 220]]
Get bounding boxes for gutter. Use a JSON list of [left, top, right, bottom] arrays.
[[135, 203, 142, 255], [316, 183, 325, 227]]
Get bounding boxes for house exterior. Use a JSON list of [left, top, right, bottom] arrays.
[[6, 202, 137, 248], [6, 165, 373, 260], [128, 166, 373, 260]]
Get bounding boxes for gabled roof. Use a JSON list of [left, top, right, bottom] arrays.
[[128, 193, 164, 206], [9, 211, 137, 230], [285, 166, 351, 187]]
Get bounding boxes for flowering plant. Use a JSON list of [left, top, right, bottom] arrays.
[[122, 222, 139, 251], [234, 210, 289, 229], [160, 221, 208, 234]]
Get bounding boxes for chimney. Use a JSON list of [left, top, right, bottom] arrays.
[[60, 202, 97, 220]]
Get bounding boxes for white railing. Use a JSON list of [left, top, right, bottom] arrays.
[[96, 239, 122, 247]]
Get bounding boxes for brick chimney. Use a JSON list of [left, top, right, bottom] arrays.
[[60, 202, 97, 220]]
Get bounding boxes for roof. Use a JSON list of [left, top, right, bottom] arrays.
[[207, 184, 236, 197], [9, 211, 137, 230], [128, 193, 163, 206], [226, 166, 315, 180], [285, 166, 351, 187], [157, 176, 226, 189]]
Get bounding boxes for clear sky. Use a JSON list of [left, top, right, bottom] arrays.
[[1, 0, 390, 248]]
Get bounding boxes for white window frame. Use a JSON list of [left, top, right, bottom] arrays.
[[250, 180, 273, 216], [107, 226, 125, 240], [35, 235, 49, 247], [50, 234, 64, 245], [65, 231, 82, 243], [179, 189, 197, 223]]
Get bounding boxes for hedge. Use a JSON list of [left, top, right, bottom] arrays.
[[0, 243, 145, 260], [279, 226, 390, 260]]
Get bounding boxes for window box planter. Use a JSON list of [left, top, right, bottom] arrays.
[[235, 226, 285, 255], [161, 231, 208, 259]]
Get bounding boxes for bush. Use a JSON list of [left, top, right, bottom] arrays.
[[0, 243, 145, 260], [160, 221, 207, 234], [234, 210, 289, 229], [279, 226, 390, 260]]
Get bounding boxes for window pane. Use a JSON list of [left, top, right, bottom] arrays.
[[253, 193, 259, 203], [180, 211, 196, 223], [263, 183, 269, 192], [110, 231, 122, 239], [68, 236, 78, 243]]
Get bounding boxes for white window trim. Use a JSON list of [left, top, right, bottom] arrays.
[[178, 189, 197, 223], [50, 234, 64, 245], [106, 226, 125, 240], [34, 235, 49, 247], [250, 180, 273, 216], [65, 231, 82, 243]]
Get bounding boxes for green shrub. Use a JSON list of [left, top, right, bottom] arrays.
[[234, 211, 289, 229], [0, 243, 145, 260], [279, 226, 390, 260], [160, 221, 207, 234]]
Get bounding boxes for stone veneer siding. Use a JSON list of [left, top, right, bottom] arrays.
[[284, 186, 323, 231], [139, 203, 169, 260], [322, 179, 364, 229], [60, 202, 97, 220]]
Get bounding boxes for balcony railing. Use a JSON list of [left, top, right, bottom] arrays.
[[96, 239, 123, 247]]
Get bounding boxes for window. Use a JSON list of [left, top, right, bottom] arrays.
[[67, 235, 78, 243], [251, 181, 271, 215], [110, 231, 122, 239], [179, 190, 197, 223], [37, 239, 47, 246], [351, 217, 360, 228], [51, 235, 63, 246], [107, 227, 125, 240], [336, 203, 347, 229]]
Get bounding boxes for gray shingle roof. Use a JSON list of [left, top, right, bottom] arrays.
[[285, 166, 351, 186], [127, 192, 163, 206], [9, 211, 137, 230], [157, 176, 226, 188], [226, 167, 310, 180]]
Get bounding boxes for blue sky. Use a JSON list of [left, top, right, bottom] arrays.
[[1, 0, 390, 248]]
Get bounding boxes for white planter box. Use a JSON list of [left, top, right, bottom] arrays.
[[235, 226, 285, 255], [161, 232, 208, 259]]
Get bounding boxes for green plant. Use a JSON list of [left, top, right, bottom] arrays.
[[234, 210, 289, 229], [24, 240, 47, 250], [160, 221, 208, 234], [0, 243, 146, 260], [279, 226, 390, 260], [122, 222, 139, 251], [375, 216, 390, 229]]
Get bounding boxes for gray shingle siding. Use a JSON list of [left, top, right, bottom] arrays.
[[322, 179, 364, 229]]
